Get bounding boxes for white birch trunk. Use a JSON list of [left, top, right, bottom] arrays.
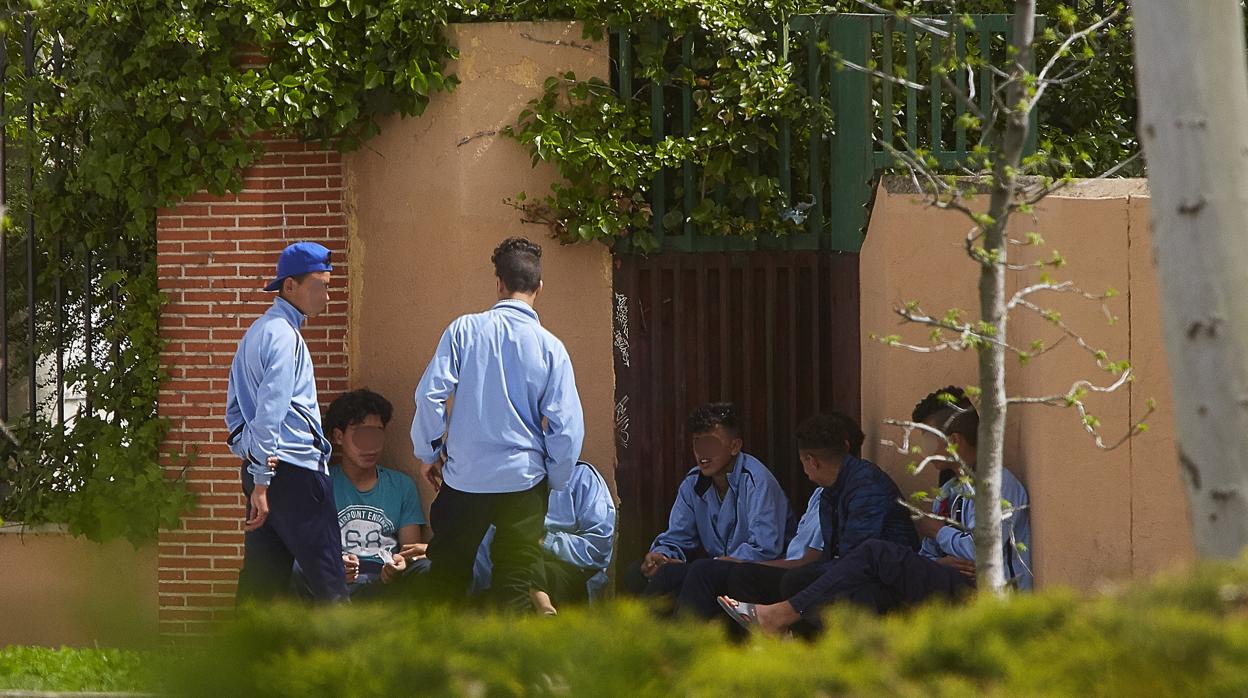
[[1132, 0, 1248, 557], [971, 0, 1037, 594]]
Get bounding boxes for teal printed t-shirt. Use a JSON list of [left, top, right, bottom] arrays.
[[331, 465, 425, 565]]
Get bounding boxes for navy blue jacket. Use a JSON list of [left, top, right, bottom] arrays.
[[819, 454, 919, 558]]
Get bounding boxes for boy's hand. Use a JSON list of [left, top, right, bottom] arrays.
[[641, 551, 677, 578], [935, 556, 976, 580], [381, 553, 407, 584], [397, 543, 428, 561], [420, 459, 444, 492], [343, 553, 360, 583], [244, 485, 269, 531], [266, 456, 279, 470]]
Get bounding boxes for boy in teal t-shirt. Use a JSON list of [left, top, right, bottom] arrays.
[[295, 389, 429, 597]]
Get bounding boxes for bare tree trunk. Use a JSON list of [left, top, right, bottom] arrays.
[[973, 0, 1037, 594], [1133, 1, 1248, 557]]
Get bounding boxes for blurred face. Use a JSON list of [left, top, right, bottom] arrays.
[[692, 425, 742, 477], [332, 414, 386, 470], [284, 271, 331, 318], [919, 420, 965, 471]]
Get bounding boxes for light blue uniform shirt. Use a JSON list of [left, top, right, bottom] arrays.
[[473, 462, 617, 598], [225, 297, 329, 487], [784, 487, 826, 560], [649, 452, 790, 562], [411, 300, 585, 493], [920, 466, 1033, 590]]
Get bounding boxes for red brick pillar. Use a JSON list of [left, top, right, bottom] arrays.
[[155, 139, 350, 636]]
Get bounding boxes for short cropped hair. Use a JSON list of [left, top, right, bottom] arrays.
[[324, 388, 393, 435], [687, 402, 742, 439], [912, 386, 978, 447], [796, 413, 866, 458], [492, 237, 543, 293]]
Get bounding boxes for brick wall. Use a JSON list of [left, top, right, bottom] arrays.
[[155, 139, 349, 636]]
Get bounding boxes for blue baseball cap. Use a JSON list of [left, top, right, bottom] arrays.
[[264, 242, 334, 292]]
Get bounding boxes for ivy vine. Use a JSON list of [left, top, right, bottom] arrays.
[[1, 0, 459, 544], [0, 0, 1140, 544]]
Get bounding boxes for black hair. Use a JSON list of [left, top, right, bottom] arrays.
[[492, 236, 543, 293], [324, 388, 393, 435], [687, 402, 742, 439], [912, 385, 978, 447], [795, 412, 866, 458], [278, 272, 314, 298]]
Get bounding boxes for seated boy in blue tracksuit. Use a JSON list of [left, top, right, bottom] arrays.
[[719, 387, 1032, 634], [673, 412, 918, 619], [623, 402, 790, 600], [471, 461, 616, 614]]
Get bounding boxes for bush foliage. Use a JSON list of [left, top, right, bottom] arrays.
[[164, 558, 1248, 697]]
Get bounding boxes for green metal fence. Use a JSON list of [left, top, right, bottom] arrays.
[[612, 14, 1038, 254]]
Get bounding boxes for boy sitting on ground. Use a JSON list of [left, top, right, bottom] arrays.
[[294, 389, 429, 598], [622, 402, 791, 601], [719, 387, 1031, 634], [472, 460, 616, 614], [672, 412, 918, 620]]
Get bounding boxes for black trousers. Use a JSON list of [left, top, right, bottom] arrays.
[[421, 481, 548, 610], [236, 462, 349, 604], [530, 552, 596, 606], [673, 559, 824, 619], [621, 558, 690, 599], [788, 539, 973, 623]]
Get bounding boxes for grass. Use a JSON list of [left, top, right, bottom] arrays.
[[0, 646, 153, 693]]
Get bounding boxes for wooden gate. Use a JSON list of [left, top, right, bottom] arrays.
[[611, 251, 860, 563]]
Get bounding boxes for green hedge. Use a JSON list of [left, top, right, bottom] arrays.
[[161, 558, 1248, 697]]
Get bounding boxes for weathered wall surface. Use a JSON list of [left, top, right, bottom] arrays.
[[860, 178, 1194, 589], [345, 22, 615, 512], [0, 528, 157, 646]]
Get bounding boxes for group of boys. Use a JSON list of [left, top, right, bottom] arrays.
[[621, 397, 1030, 634], [223, 237, 1031, 630]]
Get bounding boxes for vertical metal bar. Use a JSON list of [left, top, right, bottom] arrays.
[[681, 33, 694, 246], [810, 256, 822, 411], [805, 25, 823, 239], [672, 258, 686, 454], [881, 17, 894, 149], [650, 22, 666, 249], [53, 36, 64, 425], [718, 254, 730, 400], [954, 22, 967, 159], [786, 261, 798, 475], [112, 252, 121, 418], [929, 30, 943, 154], [905, 25, 917, 149], [695, 261, 708, 401], [829, 15, 872, 252], [24, 15, 36, 418], [83, 250, 92, 415], [763, 255, 777, 469], [979, 25, 991, 139], [0, 28, 8, 422], [618, 29, 632, 100], [647, 262, 664, 527]]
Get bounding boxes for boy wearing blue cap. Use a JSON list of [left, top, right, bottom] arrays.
[[226, 241, 349, 603]]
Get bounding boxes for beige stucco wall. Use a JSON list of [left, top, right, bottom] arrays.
[[861, 178, 1195, 589], [0, 528, 158, 647], [345, 22, 615, 509]]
